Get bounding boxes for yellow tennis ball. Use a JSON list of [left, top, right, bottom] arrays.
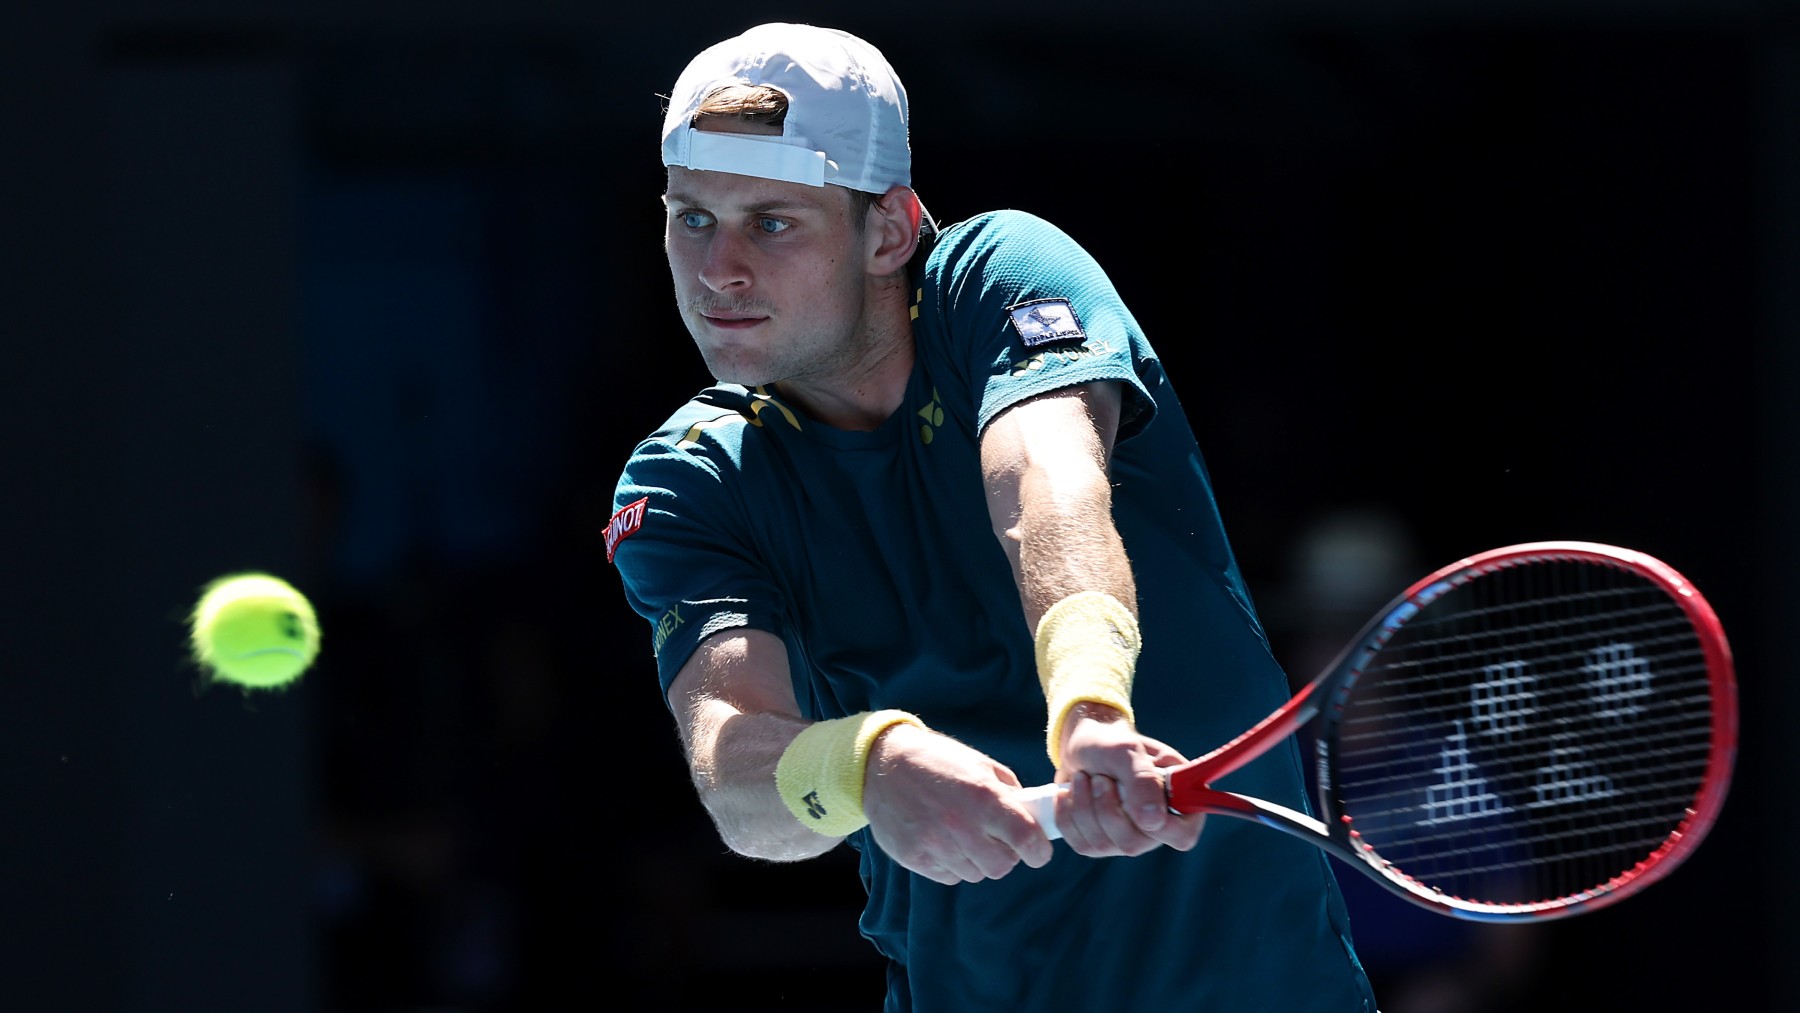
[[189, 573, 321, 689]]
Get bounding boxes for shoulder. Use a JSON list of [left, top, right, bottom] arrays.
[[922, 209, 1112, 302], [609, 387, 766, 573], [620, 385, 758, 484], [912, 209, 1156, 437], [928, 209, 1085, 265], [914, 208, 1124, 349], [619, 384, 813, 498], [639, 385, 755, 440], [628, 384, 796, 456]]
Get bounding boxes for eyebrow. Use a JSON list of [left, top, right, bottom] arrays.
[[664, 188, 828, 216]]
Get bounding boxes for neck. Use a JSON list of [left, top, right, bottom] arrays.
[[774, 279, 915, 431]]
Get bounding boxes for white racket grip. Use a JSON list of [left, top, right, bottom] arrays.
[[1017, 783, 1067, 841]]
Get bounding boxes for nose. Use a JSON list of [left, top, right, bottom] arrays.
[[697, 228, 752, 294]]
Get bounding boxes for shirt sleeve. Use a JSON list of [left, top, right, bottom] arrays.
[[926, 210, 1160, 441], [609, 423, 790, 702]]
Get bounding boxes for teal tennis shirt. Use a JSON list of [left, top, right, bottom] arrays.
[[612, 210, 1375, 1012]]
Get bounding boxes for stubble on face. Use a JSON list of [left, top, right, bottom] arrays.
[[664, 168, 874, 393]]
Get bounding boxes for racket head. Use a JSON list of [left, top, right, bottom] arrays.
[[1312, 540, 1737, 921]]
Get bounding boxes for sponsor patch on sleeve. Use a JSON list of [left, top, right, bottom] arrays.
[[1006, 298, 1086, 348], [604, 496, 649, 563]]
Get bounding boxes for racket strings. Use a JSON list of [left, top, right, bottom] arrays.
[[1367, 603, 1695, 680], [1340, 734, 1714, 817], [1328, 560, 1720, 910]]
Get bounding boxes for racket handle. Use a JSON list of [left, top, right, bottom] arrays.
[[1017, 783, 1066, 841]]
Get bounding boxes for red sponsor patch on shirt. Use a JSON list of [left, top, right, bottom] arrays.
[[604, 496, 648, 563]]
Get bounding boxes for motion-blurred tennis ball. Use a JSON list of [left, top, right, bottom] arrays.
[[189, 573, 320, 690]]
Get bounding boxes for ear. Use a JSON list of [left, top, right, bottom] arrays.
[[865, 185, 924, 276]]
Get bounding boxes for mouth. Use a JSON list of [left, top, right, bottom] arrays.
[[699, 310, 769, 331], [691, 298, 770, 331]]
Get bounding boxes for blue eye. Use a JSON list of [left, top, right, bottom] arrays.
[[756, 217, 790, 235], [679, 210, 714, 230]]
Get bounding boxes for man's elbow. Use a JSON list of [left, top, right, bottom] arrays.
[[727, 830, 842, 863], [699, 792, 844, 862]]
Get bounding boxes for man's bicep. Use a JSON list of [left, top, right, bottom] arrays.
[[979, 380, 1135, 629], [979, 380, 1124, 536], [666, 628, 803, 755]]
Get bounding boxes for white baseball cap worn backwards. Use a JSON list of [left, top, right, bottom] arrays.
[[660, 23, 911, 193]]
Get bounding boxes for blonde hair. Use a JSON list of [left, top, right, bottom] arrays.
[[693, 84, 788, 130]]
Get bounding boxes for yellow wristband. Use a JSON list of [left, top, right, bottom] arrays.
[[774, 709, 924, 837], [1034, 591, 1140, 768]]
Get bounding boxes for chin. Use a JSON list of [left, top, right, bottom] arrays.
[[699, 355, 774, 388]]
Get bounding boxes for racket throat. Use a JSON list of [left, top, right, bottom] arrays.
[[1178, 680, 1323, 787], [1179, 788, 1331, 839]]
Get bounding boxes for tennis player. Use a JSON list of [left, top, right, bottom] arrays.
[[609, 22, 1377, 1011]]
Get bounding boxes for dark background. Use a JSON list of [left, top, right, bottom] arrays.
[[3, 1, 1792, 1010]]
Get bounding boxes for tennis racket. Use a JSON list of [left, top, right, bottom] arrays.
[[1019, 540, 1737, 922]]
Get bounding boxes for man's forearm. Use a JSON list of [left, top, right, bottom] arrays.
[[1013, 460, 1137, 630]]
